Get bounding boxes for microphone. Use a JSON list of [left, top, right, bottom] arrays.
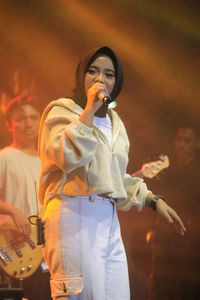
[[98, 90, 112, 105]]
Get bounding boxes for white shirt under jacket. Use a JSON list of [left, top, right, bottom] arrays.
[[38, 98, 151, 211]]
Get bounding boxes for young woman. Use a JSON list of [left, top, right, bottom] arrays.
[[38, 46, 185, 300]]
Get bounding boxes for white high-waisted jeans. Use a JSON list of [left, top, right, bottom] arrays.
[[43, 195, 130, 300]]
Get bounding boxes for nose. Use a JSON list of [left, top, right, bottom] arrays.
[[25, 117, 33, 128], [94, 72, 104, 84], [179, 140, 186, 148]]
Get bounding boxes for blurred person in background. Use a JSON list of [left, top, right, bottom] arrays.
[[0, 95, 51, 300], [147, 122, 200, 300]]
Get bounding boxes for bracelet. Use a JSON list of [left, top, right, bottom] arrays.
[[150, 195, 165, 211]]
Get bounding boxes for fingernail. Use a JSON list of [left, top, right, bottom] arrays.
[[169, 219, 174, 223]]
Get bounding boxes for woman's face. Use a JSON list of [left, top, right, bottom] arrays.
[[84, 55, 116, 95]]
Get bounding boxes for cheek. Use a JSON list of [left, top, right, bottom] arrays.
[[107, 78, 115, 93], [189, 143, 196, 152], [84, 74, 92, 93], [14, 126, 24, 137], [35, 121, 40, 131], [32, 120, 40, 130], [174, 141, 181, 150]]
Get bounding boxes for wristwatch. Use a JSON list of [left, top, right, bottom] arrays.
[[150, 195, 165, 211]]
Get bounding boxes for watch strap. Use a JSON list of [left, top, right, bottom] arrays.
[[150, 195, 165, 211]]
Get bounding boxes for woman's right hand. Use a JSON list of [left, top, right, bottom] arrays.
[[79, 82, 108, 127], [85, 82, 108, 113]]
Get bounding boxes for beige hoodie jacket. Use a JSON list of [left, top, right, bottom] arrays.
[[38, 98, 151, 211]]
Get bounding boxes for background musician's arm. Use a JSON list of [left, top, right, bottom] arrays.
[[0, 201, 30, 235]]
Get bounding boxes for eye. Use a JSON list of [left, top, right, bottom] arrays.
[[15, 116, 25, 122], [87, 68, 96, 75], [31, 116, 39, 121], [106, 72, 115, 79]]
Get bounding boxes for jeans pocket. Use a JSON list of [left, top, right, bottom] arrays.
[[50, 275, 83, 297]]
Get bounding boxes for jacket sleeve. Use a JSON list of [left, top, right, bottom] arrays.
[[40, 106, 98, 174], [117, 174, 152, 211]]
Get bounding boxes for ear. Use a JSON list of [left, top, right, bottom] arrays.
[[5, 120, 13, 133]]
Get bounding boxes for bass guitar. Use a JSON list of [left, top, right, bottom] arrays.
[[0, 221, 42, 279]]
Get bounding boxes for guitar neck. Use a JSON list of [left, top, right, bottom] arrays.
[[131, 155, 169, 179], [131, 170, 144, 178]]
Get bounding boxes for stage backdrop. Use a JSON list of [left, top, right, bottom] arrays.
[[0, 1, 199, 299]]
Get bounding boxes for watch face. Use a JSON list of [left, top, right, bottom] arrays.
[[150, 198, 157, 211]]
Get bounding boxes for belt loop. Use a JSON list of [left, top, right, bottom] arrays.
[[89, 195, 95, 202], [109, 197, 115, 205]]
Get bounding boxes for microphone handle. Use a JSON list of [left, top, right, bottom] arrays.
[[98, 90, 112, 105]]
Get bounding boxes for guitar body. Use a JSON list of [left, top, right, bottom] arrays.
[[0, 222, 43, 279]]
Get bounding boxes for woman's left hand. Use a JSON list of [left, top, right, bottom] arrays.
[[156, 199, 186, 236]]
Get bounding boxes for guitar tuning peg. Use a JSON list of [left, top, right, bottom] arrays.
[[144, 156, 150, 162], [159, 154, 165, 161]]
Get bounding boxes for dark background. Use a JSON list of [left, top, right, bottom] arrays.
[[0, 0, 199, 298]]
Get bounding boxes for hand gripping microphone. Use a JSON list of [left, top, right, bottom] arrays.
[[98, 90, 112, 105]]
